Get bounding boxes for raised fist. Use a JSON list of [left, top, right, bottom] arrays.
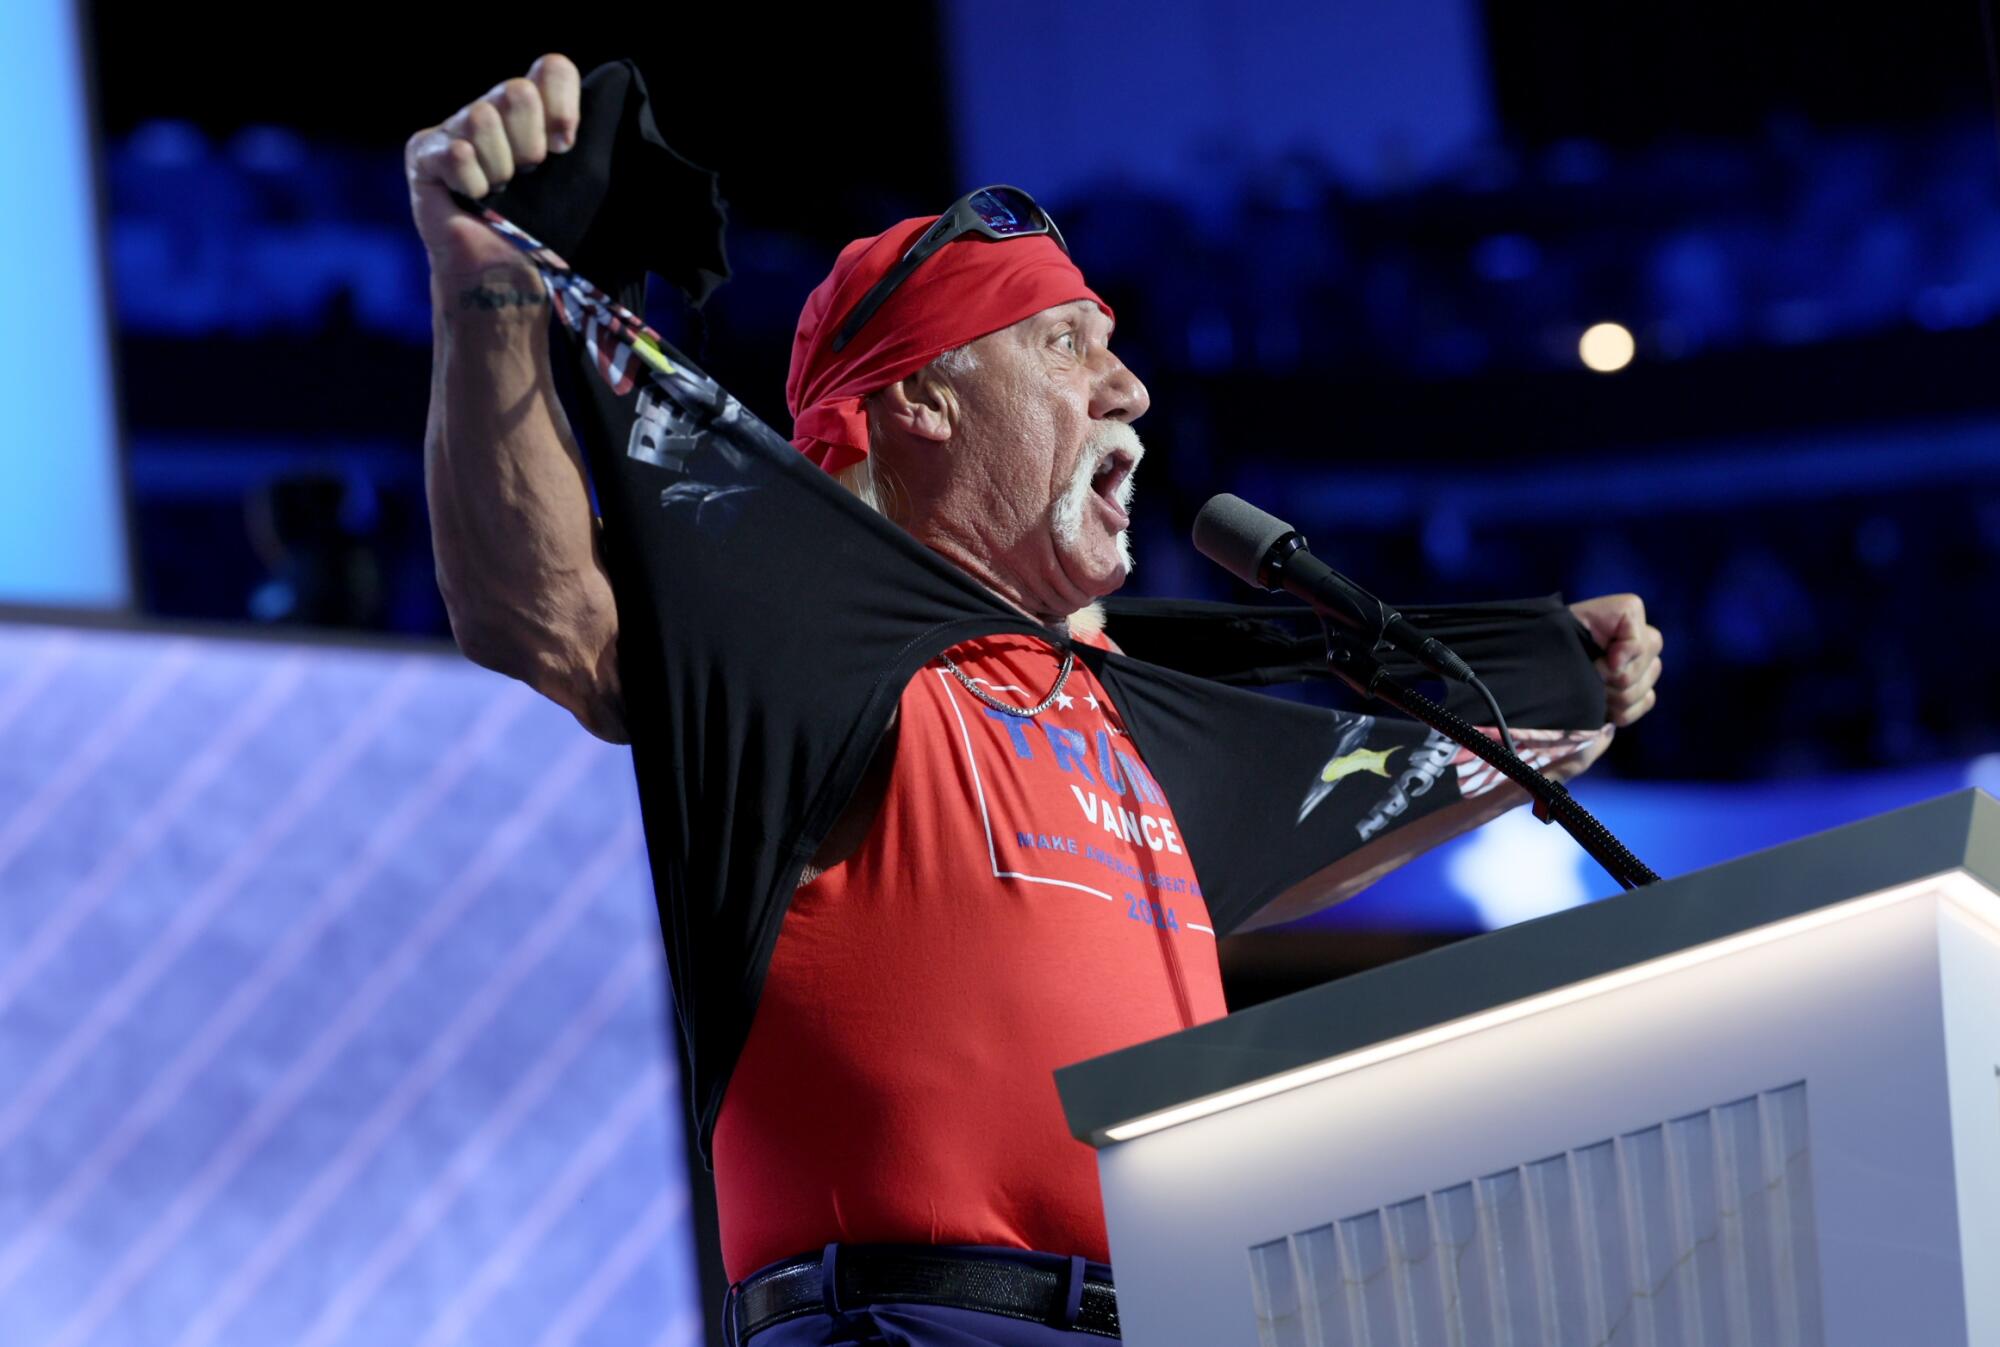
[[405, 53, 580, 279]]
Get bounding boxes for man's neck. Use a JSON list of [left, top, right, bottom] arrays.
[[920, 534, 1076, 631], [932, 543, 1107, 642], [849, 471, 1096, 636]]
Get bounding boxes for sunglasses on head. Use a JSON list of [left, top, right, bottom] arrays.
[[831, 185, 1068, 353]]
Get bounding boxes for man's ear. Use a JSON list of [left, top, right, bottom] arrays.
[[871, 369, 956, 446]]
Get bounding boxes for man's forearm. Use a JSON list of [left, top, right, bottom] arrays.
[[424, 264, 626, 742]]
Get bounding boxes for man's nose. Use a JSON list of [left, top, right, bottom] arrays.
[[1093, 355, 1150, 423]]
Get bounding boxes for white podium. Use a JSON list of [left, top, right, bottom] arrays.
[[1056, 789, 2000, 1347]]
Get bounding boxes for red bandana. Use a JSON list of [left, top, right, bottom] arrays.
[[785, 215, 1114, 473]]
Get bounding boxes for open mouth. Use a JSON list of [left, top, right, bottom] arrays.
[[1090, 447, 1137, 526]]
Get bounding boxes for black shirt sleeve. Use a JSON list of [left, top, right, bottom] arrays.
[[1099, 594, 1608, 730]]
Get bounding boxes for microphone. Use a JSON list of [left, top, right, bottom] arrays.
[[1191, 493, 1475, 684]]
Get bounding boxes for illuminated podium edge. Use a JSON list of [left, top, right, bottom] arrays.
[[1056, 786, 2000, 1146]]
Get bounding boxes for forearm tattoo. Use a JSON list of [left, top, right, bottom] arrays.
[[457, 283, 547, 312]]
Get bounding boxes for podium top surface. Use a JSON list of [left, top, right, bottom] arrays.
[[1056, 787, 2000, 1146]]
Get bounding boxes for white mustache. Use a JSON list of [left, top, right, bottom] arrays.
[[1050, 422, 1145, 572], [1091, 421, 1144, 471]]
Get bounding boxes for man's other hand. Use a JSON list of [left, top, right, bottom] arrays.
[[1569, 593, 1663, 728]]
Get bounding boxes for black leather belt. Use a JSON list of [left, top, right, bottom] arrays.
[[731, 1245, 1120, 1340]]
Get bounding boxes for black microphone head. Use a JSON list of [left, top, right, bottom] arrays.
[[1192, 494, 1298, 588]]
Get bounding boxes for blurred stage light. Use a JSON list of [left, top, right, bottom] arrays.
[[1579, 321, 1636, 372]]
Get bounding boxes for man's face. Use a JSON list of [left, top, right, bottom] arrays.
[[940, 300, 1152, 615]]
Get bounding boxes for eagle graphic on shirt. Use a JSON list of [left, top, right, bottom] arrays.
[[1297, 715, 1398, 824]]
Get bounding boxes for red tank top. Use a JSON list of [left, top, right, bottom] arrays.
[[711, 632, 1228, 1282]]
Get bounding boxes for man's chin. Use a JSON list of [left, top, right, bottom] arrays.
[[1061, 540, 1132, 601]]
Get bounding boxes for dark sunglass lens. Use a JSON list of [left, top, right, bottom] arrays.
[[969, 188, 1041, 235]]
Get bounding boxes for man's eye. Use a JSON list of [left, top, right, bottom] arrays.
[[1059, 331, 1080, 353]]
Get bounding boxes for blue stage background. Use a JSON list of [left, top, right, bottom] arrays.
[[1318, 754, 2000, 931], [0, 623, 698, 1347]]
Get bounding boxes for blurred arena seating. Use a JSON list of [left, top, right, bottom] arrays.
[[102, 110, 2000, 781]]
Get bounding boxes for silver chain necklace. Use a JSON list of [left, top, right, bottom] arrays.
[[939, 646, 1076, 718]]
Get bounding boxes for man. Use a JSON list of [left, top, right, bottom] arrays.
[[409, 53, 1664, 1347]]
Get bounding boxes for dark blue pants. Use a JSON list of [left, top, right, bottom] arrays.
[[723, 1244, 1121, 1346]]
